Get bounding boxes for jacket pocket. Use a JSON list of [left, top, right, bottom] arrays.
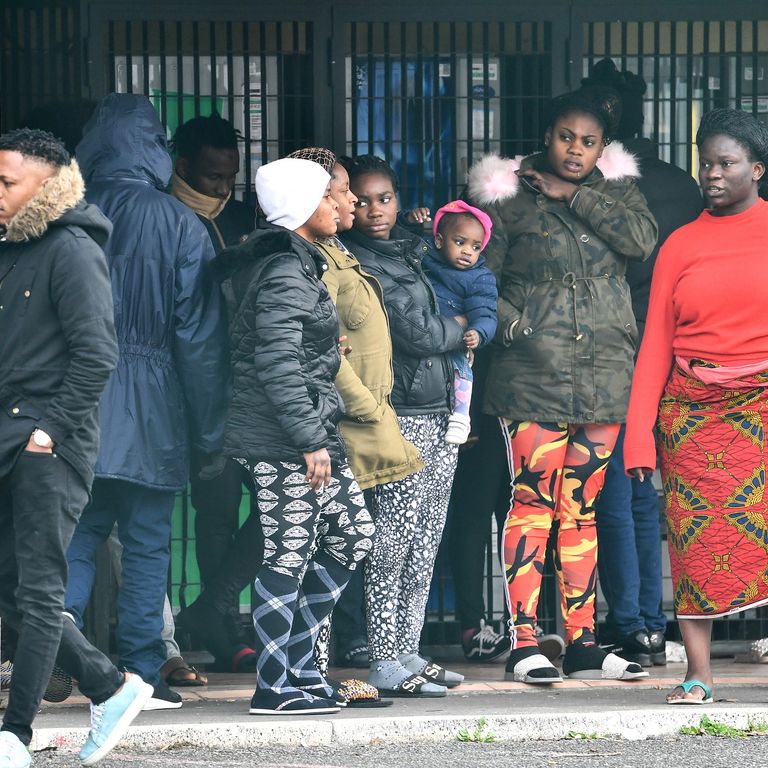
[[510, 299, 534, 342], [606, 282, 639, 347], [4, 396, 43, 421], [342, 280, 373, 329], [10, 264, 40, 318]]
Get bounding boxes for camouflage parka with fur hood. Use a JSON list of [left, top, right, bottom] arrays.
[[467, 142, 658, 423]]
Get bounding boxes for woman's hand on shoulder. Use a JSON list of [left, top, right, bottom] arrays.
[[517, 168, 578, 203]]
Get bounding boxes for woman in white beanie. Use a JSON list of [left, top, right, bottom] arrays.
[[211, 157, 374, 715]]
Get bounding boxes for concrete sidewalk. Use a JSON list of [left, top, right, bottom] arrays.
[[26, 657, 768, 754]]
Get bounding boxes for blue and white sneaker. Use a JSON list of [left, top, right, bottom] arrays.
[[0, 731, 31, 768], [79, 672, 153, 766]]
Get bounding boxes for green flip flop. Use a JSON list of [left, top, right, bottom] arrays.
[[666, 679, 713, 705]]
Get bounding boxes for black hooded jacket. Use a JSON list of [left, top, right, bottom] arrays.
[[211, 224, 345, 465], [623, 138, 703, 339], [0, 164, 118, 488], [340, 225, 465, 415]]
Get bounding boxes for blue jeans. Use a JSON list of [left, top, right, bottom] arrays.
[[595, 426, 667, 637], [65, 478, 175, 686], [451, 349, 473, 381]]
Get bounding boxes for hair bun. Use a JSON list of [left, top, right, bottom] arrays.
[[547, 86, 622, 141]]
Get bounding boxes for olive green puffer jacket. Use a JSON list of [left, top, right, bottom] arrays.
[[317, 237, 424, 490], [467, 143, 658, 424]]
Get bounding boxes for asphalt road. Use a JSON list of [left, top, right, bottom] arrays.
[[33, 736, 768, 768]]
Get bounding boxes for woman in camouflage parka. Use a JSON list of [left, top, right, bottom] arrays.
[[467, 88, 657, 686]]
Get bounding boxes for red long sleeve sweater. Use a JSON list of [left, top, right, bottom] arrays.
[[624, 198, 768, 472]]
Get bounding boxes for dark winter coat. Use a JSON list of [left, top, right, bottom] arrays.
[[422, 249, 498, 346], [197, 198, 255, 255], [0, 160, 118, 488], [467, 142, 658, 423], [340, 225, 466, 416], [211, 225, 346, 465], [76, 94, 230, 491], [623, 138, 703, 339]]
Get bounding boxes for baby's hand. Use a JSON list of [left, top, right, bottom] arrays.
[[463, 329, 480, 349], [405, 206, 431, 224]]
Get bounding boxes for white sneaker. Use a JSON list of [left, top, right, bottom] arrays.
[[445, 413, 471, 445], [0, 731, 31, 768]]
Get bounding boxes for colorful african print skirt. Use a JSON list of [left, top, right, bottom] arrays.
[[659, 359, 768, 619]]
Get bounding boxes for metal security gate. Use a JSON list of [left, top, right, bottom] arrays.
[[102, 17, 316, 202], [3, 0, 768, 651], [341, 20, 552, 209], [0, 0, 83, 133], [581, 11, 768, 644], [582, 19, 768, 173]]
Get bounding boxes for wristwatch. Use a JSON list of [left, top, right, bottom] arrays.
[[32, 428, 54, 449]]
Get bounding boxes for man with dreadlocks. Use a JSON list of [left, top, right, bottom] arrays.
[[170, 113, 255, 253], [626, 108, 768, 704], [0, 128, 152, 767]]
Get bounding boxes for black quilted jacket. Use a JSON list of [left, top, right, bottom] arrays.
[[211, 223, 345, 465], [341, 225, 465, 415]]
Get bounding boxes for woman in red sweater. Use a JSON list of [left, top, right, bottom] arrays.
[[625, 109, 768, 704]]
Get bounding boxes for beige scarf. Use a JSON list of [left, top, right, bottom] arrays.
[[170, 171, 229, 220]]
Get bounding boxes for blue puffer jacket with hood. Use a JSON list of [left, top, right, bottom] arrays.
[[76, 93, 229, 490]]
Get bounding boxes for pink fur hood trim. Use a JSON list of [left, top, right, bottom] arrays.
[[467, 141, 639, 206]]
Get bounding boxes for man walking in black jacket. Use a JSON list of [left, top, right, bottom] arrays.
[[0, 129, 152, 768]]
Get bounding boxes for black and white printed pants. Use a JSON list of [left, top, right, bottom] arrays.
[[364, 413, 459, 661], [233, 459, 374, 578], [234, 458, 374, 692]]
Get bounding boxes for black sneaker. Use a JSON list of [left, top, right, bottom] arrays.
[[142, 680, 183, 710], [338, 644, 369, 668], [249, 689, 340, 715], [462, 620, 511, 662], [648, 630, 667, 666], [602, 629, 652, 667], [43, 665, 73, 703]]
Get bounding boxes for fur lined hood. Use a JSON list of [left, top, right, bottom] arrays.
[[467, 141, 640, 206], [1, 159, 97, 243], [211, 226, 296, 283]]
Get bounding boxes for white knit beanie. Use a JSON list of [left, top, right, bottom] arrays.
[[255, 158, 331, 231]]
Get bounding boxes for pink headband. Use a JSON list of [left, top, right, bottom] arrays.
[[433, 200, 493, 251]]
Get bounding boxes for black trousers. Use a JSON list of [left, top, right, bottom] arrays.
[[190, 458, 262, 616], [0, 451, 122, 745], [449, 413, 511, 631]]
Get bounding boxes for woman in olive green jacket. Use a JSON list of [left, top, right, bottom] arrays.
[[466, 88, 657, 686], [289, 149, 423, 489], [317, 237, 423, 488]]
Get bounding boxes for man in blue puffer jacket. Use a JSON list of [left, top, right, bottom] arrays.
[[64, 94, 229, 707]]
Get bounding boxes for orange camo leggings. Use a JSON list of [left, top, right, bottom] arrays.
[[501, 420, 620, 648]]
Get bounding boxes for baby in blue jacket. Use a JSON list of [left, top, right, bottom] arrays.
[[424, 200, 498, 444]]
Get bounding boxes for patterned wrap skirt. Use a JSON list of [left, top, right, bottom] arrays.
[[658, 360, 768, 619]]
